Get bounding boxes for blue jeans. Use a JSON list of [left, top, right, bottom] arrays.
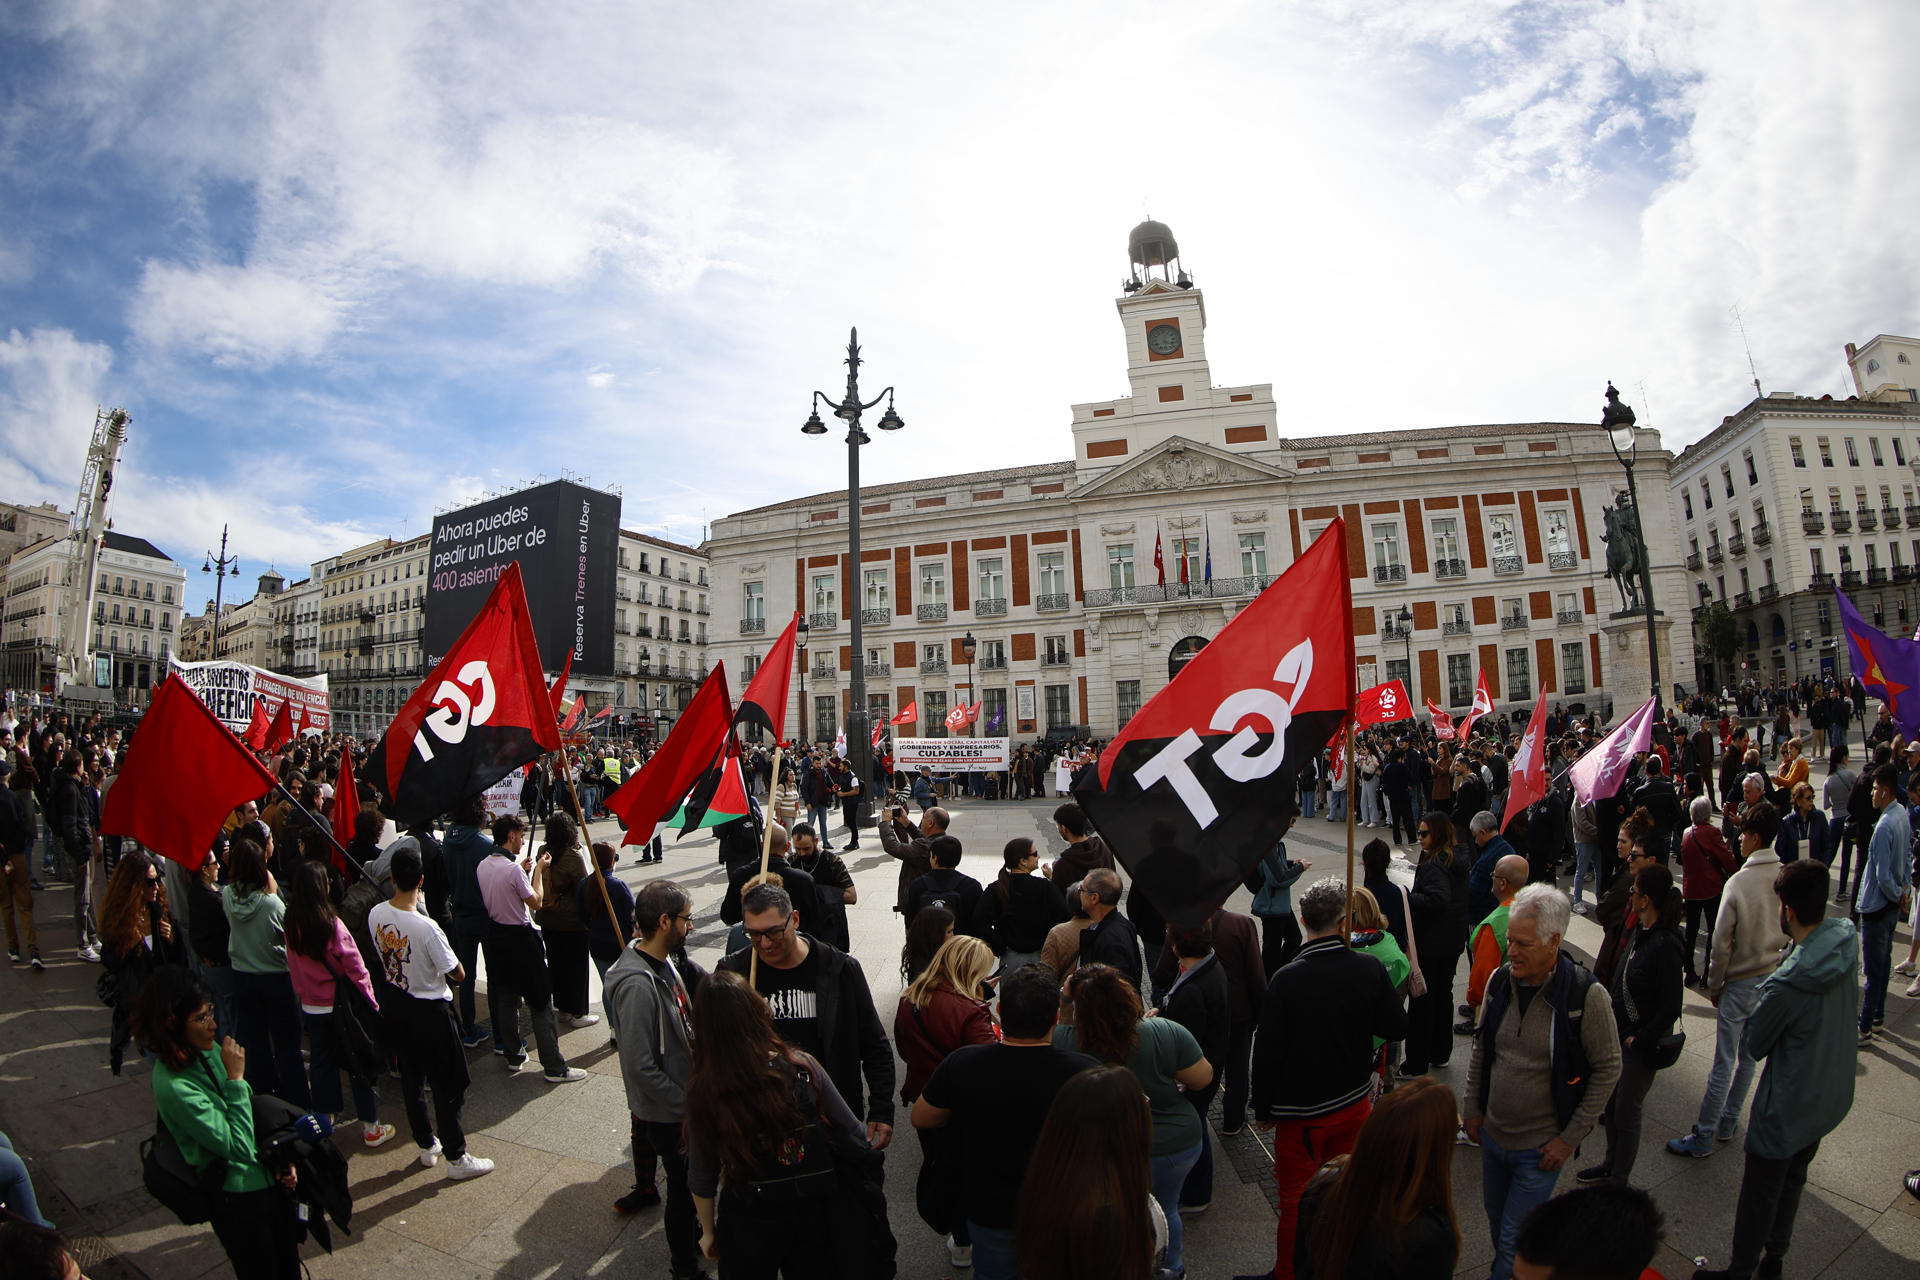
[[301, 1009, 380, 1123], [1327, 788, 1347, 821], [1150, 1141, 1203, 1274], [968, 1220, 1017, 1280], [1299, 788, 1316, 818], [452, 913, 508, 1045], [200, 962, 237, 1043], [1571, 842, 1601, 905], [231, 969, 312, 1109], [1481, 1130, 1563, 1280], [806, 804, 832, 844], [1860, 902, 1898, 1031], [0, 1130, 49, 1228], [1181, 1096, 1216, 1207], [1698, 975, 1763, 1133]]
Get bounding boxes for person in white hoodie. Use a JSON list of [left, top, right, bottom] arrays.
[[1666, 800, 1789, 1159]]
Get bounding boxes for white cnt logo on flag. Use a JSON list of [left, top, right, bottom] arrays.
[[413, 661, 497, 762]]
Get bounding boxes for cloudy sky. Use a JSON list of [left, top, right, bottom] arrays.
[[2, 0, 1914, 614]]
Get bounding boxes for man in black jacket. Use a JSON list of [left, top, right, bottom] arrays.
[[1249, 877, 1407, 1279], [904, 835, 983, 936], [720, 882, 896, 1149], [718, 824, 820, 930], [1076, 868, 1143, 992], [1629, 756, 1682, 863], [879, 801, 948, 923], [47, 751, 101, 962]]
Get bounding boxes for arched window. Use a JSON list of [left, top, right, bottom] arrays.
[[1169, 635, 1208, 680]]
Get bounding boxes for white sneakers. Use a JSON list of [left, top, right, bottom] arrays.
[[946, 1236, 971, 1268], [562, 1012, 600, 1029], [363, 1122, 397, 1149], [446, 1153, 495, 1181], [419, 1138, 442, 1167], [544, 1067, 588, 1084], [77, 945, 100, 964]]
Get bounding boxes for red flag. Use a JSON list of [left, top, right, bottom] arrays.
[[944, 703, 969, 732], [737, 612, 800, 741], [330, 750, 359, 870], [549, 650, 573, 715], [1502, 689, 1552, 829], [604, 664, 735, 846], [871, 722, 886, 748], [243, 696, 270, 751], [289, 703, 304, 736], [1458, 669, 1495, 742], [1078, 519, 1354, 929], [1425, 698, 1456, 740], [1153, 530, 1166, 587], [1327, 726, 1348, 790], [562, 698, 586, 731], [265, 699, 295, 752], [362, 561, 561, 825], [592, 706, 612, 721], [1178, 536, 1189, 586], [1354, 679, 1412, 726], [102, 675, 276, 872], [965, 700, 983, 725], [889, 701, 918, 726]]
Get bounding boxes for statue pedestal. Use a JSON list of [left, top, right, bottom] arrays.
[[1601, 610, 1675, 709]]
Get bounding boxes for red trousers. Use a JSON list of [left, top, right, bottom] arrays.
[[1270, 1097, 1371, 1279]]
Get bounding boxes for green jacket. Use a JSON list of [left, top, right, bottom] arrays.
[[153, 1047, 271, 1193], [221, 886, 287, 975], [1352, 929, 1410, 1051], [1743, 916, 1859, 1160]]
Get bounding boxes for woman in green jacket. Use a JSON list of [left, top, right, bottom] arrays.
[[134, 963, 302, 1278]]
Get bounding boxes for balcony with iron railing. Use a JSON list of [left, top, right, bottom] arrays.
[[920, 656, 947, 675], [1041, 652, 1071, 666], [1381, 622, 1412, 641], [1751, 521, 1771, 546], [1685, 551, 1703, 571], [1081, 575, 1276, 608], [863, 660, 890, 678], [740, 617, 766, 635], [1036, 592, 1072, 612], [1859, 506, 1879, 531], [1557, 610, 1583, 625], [980, 655, 1008, 671], [1809, 571, 1834, 590], [1728, 532, 1747, 556], [1434, 557, 1467, 580], [917, 603, 948, 623], [975, 597, 1008, 617], [1840, 569, 1862, 589], [808, 611, 838, 631], [1492, 555, 1523, 576], [1501, 614, 1527, 631], [861, 609, 890, 626], [1548, 550, 1577, 570], [1884, 505, 1903, 529], [1374, 563, 1408, 585], [1830, 509, 1852, 533], [1908, 505, 1920, 527], [1868, 567, 1889, 584], [1758, 583, 1780, 602], [1802, 510, 1825, 534], [1705, 542, 1724, 563], [811, 662, 834, 680], [1734, 590, 1753, 607], [1442, 619, 1472, 636], [1897, 564, 1918, 582]]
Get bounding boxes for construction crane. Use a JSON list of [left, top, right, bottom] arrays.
[[52, 407, 129, 702]]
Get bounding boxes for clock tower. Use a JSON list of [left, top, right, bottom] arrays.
[[1118, 220, 1212, 405]]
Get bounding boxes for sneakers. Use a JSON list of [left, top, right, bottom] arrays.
[[1574, 1164, 1612, 1184], [1667, 1128, 1716, 1158], [1454, 1124, 1479, 1147], [946, 1236, 972, 1268], [504, 1055, 528, 1073], [1859, 1027, 1875, 1048], [1907, 976, 1920, 999], [614, 1185, 661, 1213], [1218, 1122, 1245, 1137], [544, 1066, 588, 1084], [561, 1012, 600, 1029], [1178, 1201, 1210, 1215], [1453, 1019, 1477, 1036], [363, 1121, 398, 1148], [461, 1025, 491, 1048], [1572, 901, 1591, 916], [1835, 890, 1851, 903], [445, 1152, 495, 1181], [77, 944, 100, 964], [5, 947, 16, 963], [29, 952, 44, 972], [1897, 960, 1917, 977], [1715, 1116, 1738, 1142], [419, 1138, 443, 1167]]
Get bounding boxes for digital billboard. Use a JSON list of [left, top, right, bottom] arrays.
[[424, 480, 620, 676]]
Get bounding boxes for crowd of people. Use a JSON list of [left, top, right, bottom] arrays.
[[0, 687, 1915, 1280]]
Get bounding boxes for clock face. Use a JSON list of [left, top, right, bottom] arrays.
[[1146, 323, 1181, 356]]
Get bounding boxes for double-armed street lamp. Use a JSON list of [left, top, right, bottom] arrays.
[[801, 328, 904, 827], [961, 630, 977, 738], [204, 524, 241, 658]]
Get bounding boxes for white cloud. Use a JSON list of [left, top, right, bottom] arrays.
[[0, 327, 116, 505], [129, 261, 347, 366]]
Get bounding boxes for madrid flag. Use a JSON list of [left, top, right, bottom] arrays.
[[1073, 520, 1354, 929], [1501, 690, 1552, 828], [363, 562, 560, 825]]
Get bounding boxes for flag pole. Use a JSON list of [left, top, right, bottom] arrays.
[[269, 780, 372, 883], [1344, 715, 1357, 948], [556, 745, 625, 943], [750, 740, 785, 988]]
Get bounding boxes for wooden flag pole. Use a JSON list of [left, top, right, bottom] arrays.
[[1343, 716, 1357, 948], [749, 741, 785, 988], [556, 748, 625, 942], [269, 780, 372, 883]]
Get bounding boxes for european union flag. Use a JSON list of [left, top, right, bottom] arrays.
[[1834, 588, 1920, 735]]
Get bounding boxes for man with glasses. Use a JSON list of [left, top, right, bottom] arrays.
[[606, 880, 709, 1273], [719, 882, 896, 1151]]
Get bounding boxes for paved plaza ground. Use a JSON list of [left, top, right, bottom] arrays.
[[3, 775, 1918, 1278]]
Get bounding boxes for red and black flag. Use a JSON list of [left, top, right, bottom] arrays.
[[1072, 520, 1354, 930], [102, 675, 277, 872], [736, 611, 800, 740], [548, 649, 573, 717], [363, 562, 560, 825], [604, 663, 735, 846]]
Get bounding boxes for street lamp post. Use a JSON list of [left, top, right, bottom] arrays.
[[203, 524, 241, 658], [802, 328, 904, 828], [1395, 605, 1413, 684], [1601, 384, 1662, 709], [796, 618, 810, 746], [961, 631, 977, 738]]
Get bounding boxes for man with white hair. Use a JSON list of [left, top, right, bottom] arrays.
[[1464, 883, 1623, 1280]]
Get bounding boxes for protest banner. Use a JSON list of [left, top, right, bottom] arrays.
[[168, 656, 331, 736], [894, 736, 1011, 769]]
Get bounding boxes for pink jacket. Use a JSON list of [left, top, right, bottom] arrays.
[[287, 918, 379, 1011]]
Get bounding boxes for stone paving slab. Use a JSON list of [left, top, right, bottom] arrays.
[[2, 784, 1917, 1277]]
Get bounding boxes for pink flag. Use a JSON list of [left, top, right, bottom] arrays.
[[1501, 690, 1551, 828], [1569, 695, 1658, 806], [1425, 698, 1456, 740]]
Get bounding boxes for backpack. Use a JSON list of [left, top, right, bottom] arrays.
[[1477, 954, 1598, 1134]]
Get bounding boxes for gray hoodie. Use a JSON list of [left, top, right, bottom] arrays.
[[604, 943, 698, 1122]]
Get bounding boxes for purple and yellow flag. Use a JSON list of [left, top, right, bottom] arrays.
[[1835, 589, 1920, 735]]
